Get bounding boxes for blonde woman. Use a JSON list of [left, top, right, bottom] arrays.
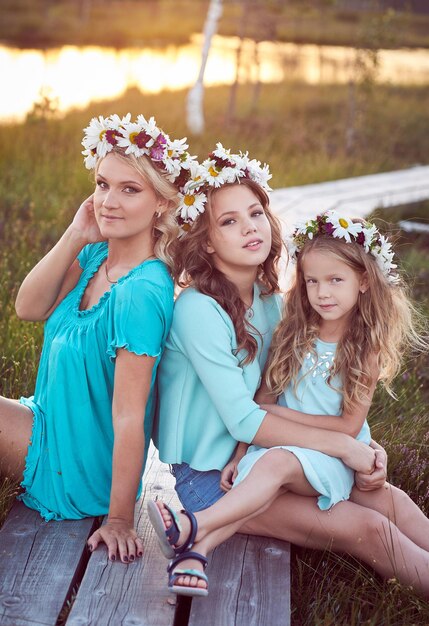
[[0, 114, 193, 563]]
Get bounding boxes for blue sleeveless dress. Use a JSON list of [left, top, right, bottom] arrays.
[[234, 339, 371, 510], [18, 242, 174, 520]]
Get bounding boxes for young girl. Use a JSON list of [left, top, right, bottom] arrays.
[[0, 113, 196, 563], [151, 148, 428, 598]]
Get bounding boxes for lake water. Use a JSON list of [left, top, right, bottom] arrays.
[[2, 34, 429, 123]]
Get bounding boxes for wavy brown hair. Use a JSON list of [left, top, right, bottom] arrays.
[[266, 232, 427, 412], [175, 178, 283, 365]]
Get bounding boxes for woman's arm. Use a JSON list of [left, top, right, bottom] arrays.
[[87, 350, 156, 563], [254, 377, 277, 405], [259, 398, 371, 438], [253, 412, 376, 474], [15, 195, 102, 321]]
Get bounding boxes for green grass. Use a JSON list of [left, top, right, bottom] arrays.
[[0, 82, 428, 622], [2, 0, 429, 49]]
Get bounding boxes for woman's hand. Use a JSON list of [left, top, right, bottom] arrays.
[[71, 195, 104, 244], [220, 459, 240, 492], [355, 443, 387, 490], [341, 438, 377, 474], [87, 517, 143, 563]]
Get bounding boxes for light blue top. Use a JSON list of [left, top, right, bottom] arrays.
[[279, 338, 371, 444], [19, 242, 174, 521], [154, 284, 282, 471]]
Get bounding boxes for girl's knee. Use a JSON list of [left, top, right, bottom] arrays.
[[260, 449, 302, 482]]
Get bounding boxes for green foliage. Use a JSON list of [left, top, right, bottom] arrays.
[[0, 83, 428, 620], [1, 0, 429, 48]]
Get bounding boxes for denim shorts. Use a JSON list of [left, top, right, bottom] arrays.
[[171, 463, 225, 512]]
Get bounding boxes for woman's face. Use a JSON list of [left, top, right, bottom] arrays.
[[206, 184, 272, 275], [93, 153, 162, 241]]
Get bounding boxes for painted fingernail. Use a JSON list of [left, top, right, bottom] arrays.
[[110, 555, 116, 561], [129, 555, 135, 562], [123, 556, 129, 562], [138, 551, 143, 557]]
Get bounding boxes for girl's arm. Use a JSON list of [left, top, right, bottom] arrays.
[[355, 439, 388, 490], [87, 349, 155, 563], [15, 195, 102, 321], [253, 412, 376, 474], [260, 396, 372, 438]]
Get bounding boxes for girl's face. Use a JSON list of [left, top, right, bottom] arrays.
[[93, 153, 164, 241], [302, 249, 368, 334], [206, 184, 272, 276]]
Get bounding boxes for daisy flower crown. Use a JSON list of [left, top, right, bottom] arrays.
[[177, 142, 272, 232], [287, 210, 398, 283], [81, 113, 197, 216]]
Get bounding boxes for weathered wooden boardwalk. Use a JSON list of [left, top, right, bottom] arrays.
[[270, 164, 429, 226], [0, 445, 291, 626]]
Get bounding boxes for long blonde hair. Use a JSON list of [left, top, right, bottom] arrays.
[[176, 179, 283, 365], [96, 149, 179, 271], [266, 234, 426, 412]]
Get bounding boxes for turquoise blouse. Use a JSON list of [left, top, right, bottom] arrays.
[[154, 284, 282, 471], [19, 242, 174, 521]]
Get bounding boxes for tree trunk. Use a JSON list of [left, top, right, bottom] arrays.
[[186, 0, 223, 135], [225, 0, 250, 126]]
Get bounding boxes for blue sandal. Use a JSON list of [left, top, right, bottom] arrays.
[[147, 500, 198, 559], [167, 551, 209, 597]]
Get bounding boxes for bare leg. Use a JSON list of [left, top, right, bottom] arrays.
[[195, 450, 317, 537], [158, 450, 316, 591], [167, 490, 429, 596], [350, 482, 429, 551], [159, 492, 288, 592], [157, 450, 313, 549], [0, 396, 33, 481], [240, 492, 429, 597]]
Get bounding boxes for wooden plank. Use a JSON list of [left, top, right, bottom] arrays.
[[67, 446, 181, 626], [0, 501, 98, 626], [399, 220, 429, 233], [188, 534, 291, 626], [270, 165, 429, 227]]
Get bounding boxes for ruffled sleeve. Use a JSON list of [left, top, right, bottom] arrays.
[[106, 273, 172, 361]]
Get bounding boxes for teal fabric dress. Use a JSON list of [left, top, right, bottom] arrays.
[[234, 339, 371, 510], [18, 242, 174, 521]]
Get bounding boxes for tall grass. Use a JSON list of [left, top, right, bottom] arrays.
[[0, 82, 428, 622], [2, 0, 429, 48]]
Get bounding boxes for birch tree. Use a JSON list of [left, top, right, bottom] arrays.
[[186, 0, 223, 135]]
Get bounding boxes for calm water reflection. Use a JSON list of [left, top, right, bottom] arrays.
[[2, 34, 429, 122]]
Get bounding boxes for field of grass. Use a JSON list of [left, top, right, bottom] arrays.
[[1, 0, 429, 49], [0, 81, 428, 622]]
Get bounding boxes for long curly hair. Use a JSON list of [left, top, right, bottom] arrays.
[[266, 233, 426, 412], [95, 149, 179, 271], [175, 178, 283, 365]]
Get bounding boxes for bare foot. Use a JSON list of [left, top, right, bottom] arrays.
[[157, 502, 208, 592], [156, 500, 193, 549]]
